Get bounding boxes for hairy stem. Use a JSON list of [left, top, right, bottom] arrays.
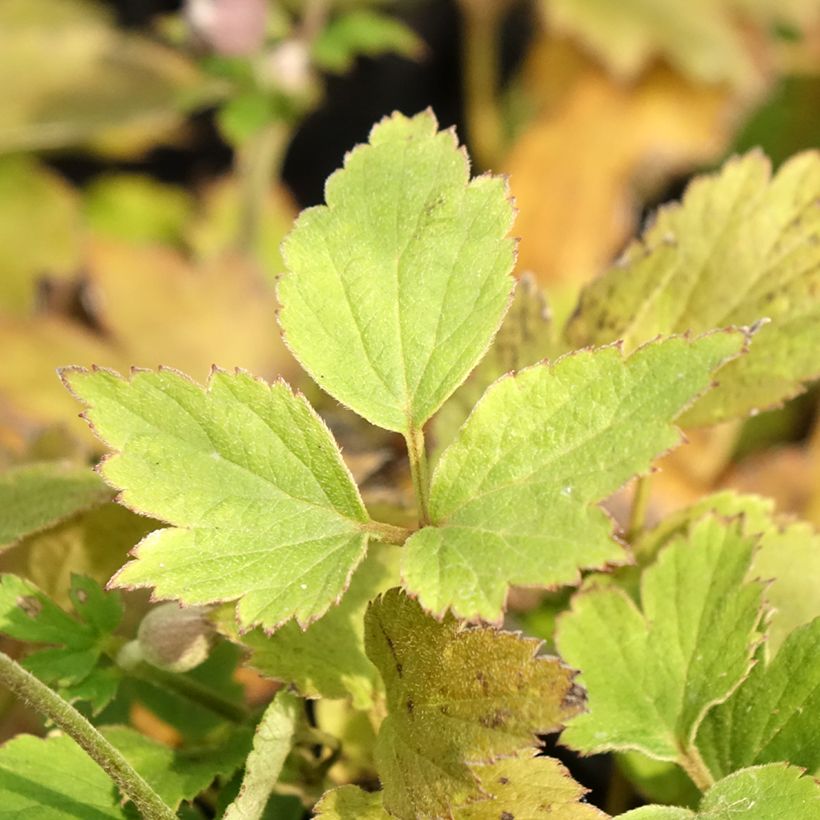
[[0, 650, 176, 820], [626, 474, 653, 543], [678, 745, 715, 793], [363, 520, 413, 546], [405, 425, 432, 527]]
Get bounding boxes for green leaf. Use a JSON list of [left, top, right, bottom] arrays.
[[222, 692, 299, 820], [363, 588, 585, 818], [619, 764, 820, 819], [312, 10, 425, 74], [431, 273, 557, 456], [403, 332, 746, 622], [216, 546, 398, 709], [0, 733, 127, 818], [0, 574, 123, 711], [315, 785, 388, 819], [0, 462, 110, 546], [278, 109, 516, 434], [696, 618, 820, 779], [568, 151, 820, 427], [62, 366, 373, 631], [556, 516, 764, 762], [102, 725, 252, 811]]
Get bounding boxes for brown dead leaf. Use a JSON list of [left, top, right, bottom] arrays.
[[505, 40, 736, 290]]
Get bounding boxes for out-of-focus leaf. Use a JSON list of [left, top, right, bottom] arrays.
[[0, 462, 110, 546], [83, 175, 193, 246], [506, 49, 731, 293], [0, 0, 220, 155]]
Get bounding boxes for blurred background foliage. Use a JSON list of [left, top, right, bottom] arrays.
[[0, 0, 818, 813]]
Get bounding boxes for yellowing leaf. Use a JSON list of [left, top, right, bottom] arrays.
[[569, 150, 820, 427], [278, 110, 516, 434], [403, 332, 746, 623], [63, 367, 373, 631], [364, 588, 585, 818]]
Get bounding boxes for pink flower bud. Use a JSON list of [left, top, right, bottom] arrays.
[[186, 0, 268, 57]]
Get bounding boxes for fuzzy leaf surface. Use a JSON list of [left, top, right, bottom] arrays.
[[0, 462, 110, 545], [404, 333, 745, 622], [0, 733, 127, 818], [216, 548, 397, 708], [278, 109, 516, 433], [0, 574, 123, 711], [696, 618, 820, 779], [569, 151, 820, 426], [619, 764, 820, 819], [222, 693, 298, 820], [364, 588, 584, 818], [556, 516, 764, 760], [63, 367, 371, 631]]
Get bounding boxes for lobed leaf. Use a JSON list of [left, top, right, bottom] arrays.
[[63, 366, 373, 632], [364, 588, 584, 818], [556, 516, 764, 761], [403, 332, 746, 622], [568, 150, 820, 426], [278, 109, 516, 434]]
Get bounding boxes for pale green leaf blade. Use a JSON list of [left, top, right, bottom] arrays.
[[222, 692, 299, 820], [620, 764, 820, 819], [556, 516, 764, 761], [364, 588, 585, 818], [696, 618, 820, 779], [0, 733, 127, 818], [278, 109, 516, 433], [102, 725, 252, 811], [216, 547, 398, 709], [404, 332, 746, 622], [62, 367, 371, 631], [0, 462, 110, 545], [315, 785, 388, 819], [569, 151, 820, 427]]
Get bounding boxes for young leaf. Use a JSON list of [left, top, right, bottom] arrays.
[[278, 109, 516, 434], [0, 733, 128, 819], [101, 725, 253, 811], [618, 764, 820, 819], [555, 516, 764, 763], [568, 150, 820, 427], [222, 692, 299, 820], [364, 588, 585, 818], [0, 462, 110, 545], [315, 785, 388, 819], [215, 548, 398, 708], [403, 332, 746, 622], [62, 366, 374, 631], [696, 618, 820, 779], [0, 574, 123, 712]]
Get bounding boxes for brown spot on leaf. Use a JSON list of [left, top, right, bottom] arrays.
[[17, 596, 42, 618]]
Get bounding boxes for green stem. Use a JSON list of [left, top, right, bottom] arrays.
[[405, 426, 432, 527], [236, 121, 290, 257], [0, 651, 176, 820], [363, 520, 412, 546], [678, 745, 715, 793], [605, 760, 635, 815], [459, 0, 508, 170], [626, 474, 653, 544]]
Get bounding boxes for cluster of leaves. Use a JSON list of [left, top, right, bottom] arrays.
[[1, 103, 820, 818]]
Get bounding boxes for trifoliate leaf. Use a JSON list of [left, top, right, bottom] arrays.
[[696, 618, 820, 779], [568, 151, 820, 427], [0, 574, 123, 711], [364, 588, 585, 818], [619, 764, 820, 819], [222, 692, 299, 820], [0, 733, 127, 818], [556, 516, 764, 762], [216, 547, 398, 708], [62, 366, 374, 631], [278, 109, 516, 434], [316, 753, 605, 819], [102, 725, 252, 811], [432, 273, 557, 456], [0, 462, 110, 545], [403, 332, 746, 622]]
